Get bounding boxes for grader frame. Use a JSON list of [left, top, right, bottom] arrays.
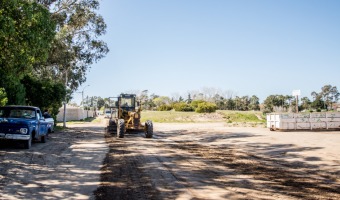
[[106, 94, 153, 138]]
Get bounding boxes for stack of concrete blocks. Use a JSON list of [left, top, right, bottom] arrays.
[[267, 112, 340, 130], [57, 105, 95, 122]]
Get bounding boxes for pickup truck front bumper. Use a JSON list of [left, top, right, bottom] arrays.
[[0, 133, 30, 140]]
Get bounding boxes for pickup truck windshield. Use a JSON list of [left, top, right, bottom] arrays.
[[0, 108, 36, 119]]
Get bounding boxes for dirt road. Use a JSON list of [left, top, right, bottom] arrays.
[[0, 122, 108, 200], [1, 121, 340, 200], [95, 123, 340, 200]]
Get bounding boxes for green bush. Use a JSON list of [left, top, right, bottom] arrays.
[[190, 100, 206, 108], [173, 102, 194, 112], [157, 104, 173, 111], [195, 102, 217, 113]]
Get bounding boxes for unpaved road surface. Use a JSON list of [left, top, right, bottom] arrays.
[[95, 123, 340, 200], [1, 120, 340, 200], [0, 122, 108, 200]]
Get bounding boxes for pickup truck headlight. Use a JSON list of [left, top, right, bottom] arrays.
[[20, 128, 28, 134]]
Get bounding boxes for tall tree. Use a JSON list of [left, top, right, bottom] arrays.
[[312, 85, 339, 110], [0, 0, 56, 104], [226, 98, 235, 110], [300, 97, 311, 111], [321, 85, 332, 110], [249, 95, 260, 111], [34, 0, 109, 93], [330, 86, 339, 110]]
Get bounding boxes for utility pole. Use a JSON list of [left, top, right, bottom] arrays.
[[63, 70, 68, 128], [81, 85, 90, 107], [292, 90, 301, 113], [295, 95, 299, 113]]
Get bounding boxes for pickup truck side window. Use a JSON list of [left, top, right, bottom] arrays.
[[37, 110, 41, 120]]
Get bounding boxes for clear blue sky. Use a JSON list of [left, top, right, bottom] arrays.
[[72, 0, 340, 104]]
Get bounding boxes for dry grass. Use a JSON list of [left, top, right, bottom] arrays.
[[141, 110, 266, 125]]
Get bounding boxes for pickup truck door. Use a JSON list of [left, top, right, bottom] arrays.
[[37, 110, 48, 135]]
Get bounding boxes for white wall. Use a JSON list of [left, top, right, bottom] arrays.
[[56, 105, 95, 122]]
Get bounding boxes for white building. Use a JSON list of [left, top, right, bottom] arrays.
[[56, 105, 95, 122]]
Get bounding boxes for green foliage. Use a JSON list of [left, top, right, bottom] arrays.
[[173, 102, 194, 112], [0, 0, 56, 105], [97, 98, 105, 110], [157, 104, 173, 111], [34, 0, 109, 92], [195, 102, 217, 113], [225, 98, 235, 110], [153, 96, 171, 107], [21, 75, 66, 118], [218, 110, 265, 123], [311, 85, 339, 110], [0, 0, 55, 77], [263, 95, 293, 112], [0, 77, 26, 105], [300, 97, 311, 110], [190, 100, 206, 108], [0, 88, 8, 106]]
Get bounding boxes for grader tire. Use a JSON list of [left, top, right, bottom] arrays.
[[145, 120, 153, 138], [117, 119, 125, 138]]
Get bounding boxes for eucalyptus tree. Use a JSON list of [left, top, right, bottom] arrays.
[[249, 95, 260, 111], [330, 86, 340, 109], [300, 97, 311, 111], [234, 96, 241, 110], [34, 0, 109, 93], [225, 98, 235, 110], [311, 85, 339, 110]]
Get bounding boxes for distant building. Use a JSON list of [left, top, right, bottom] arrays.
[[57, 105, 95, 121]]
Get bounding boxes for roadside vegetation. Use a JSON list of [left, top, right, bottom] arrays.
[[217, 110, 265, 123], [0, 0, 108, 119]]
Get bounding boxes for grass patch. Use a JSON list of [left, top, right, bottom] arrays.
[[217, 110, 265, 123], [141, 110, 266, 124], [141, 111, 198, 123]]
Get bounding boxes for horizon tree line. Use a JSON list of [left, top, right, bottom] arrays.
[[77, 85, 339, 113]]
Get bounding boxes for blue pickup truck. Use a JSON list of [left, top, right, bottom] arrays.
[[0, 106, 54, 149]]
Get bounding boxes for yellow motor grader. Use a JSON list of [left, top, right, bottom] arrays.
[[106, 94, 153, 138]]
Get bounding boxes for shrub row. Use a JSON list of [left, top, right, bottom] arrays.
[[157, 104, 173, 111], [173, 102, 195, 112], [195, 102, 217, 113]]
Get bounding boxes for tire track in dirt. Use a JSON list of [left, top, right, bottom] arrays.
[[95, 123, 340, 200], [165, 140, 340, 200]]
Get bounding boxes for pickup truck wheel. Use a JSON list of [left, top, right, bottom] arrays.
[[117, 119, 125, 138], [23, 137, 32, 149], [145, 120, 153, 138], [41, 135, 47, 143]]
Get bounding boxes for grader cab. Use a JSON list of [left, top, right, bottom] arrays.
[[106, 94, 153, 138]]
